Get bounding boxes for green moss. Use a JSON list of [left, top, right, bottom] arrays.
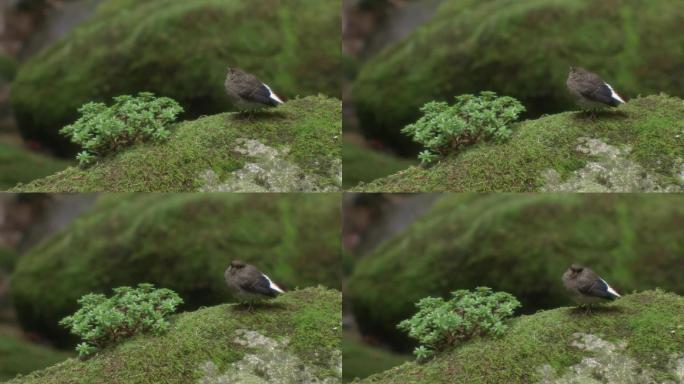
[[11, 0, 341, 154], [343, 335, 410, 382], [342, 138, 416, 188], [0, 143, 72, 190], [354, 95, 684, 192], [7, 287, 341, 384], [11, 193, 341, 346], [0, 246, 18, 272], [347, 194, 684, 348], [0, 334, 72, 381], [0, 54, 17, 83], [11, 96, 341, 192], [352, 0, 684, 153], [357, 290, 684, 383]]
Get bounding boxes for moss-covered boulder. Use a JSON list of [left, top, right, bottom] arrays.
[[0, 334, 72, 381], [11, 193, 341, 345], [343, 138, 416, 189], [11, 0, 341, 154], [358, 290, 684, 384], [7, 287, 341, 384], [354, 95, 684, 192], [347, 194, 684, 348], [352, 0, 684, 153], [11, 96, 341, 192], [0, 143, 72, 190]]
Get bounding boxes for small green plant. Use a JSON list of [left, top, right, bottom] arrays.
[[401, 91, 525, 164], [397, 287, 521, 362], [60, 283, 183, 358], [60, 92, 183, 167]]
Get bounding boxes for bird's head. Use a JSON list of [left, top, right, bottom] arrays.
[[226, 67, 244, 77], [567, 264, 585, 278], [229, 260, 246, 272]]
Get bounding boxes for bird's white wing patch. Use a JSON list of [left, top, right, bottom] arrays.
[[263, 84, 284, 104], [263, 273, 284, 293], [605, 83, 625, 103], [601, 278, 621, 297]]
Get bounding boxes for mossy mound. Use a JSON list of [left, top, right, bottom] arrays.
[[342, 138, 416, 189], [0, 143, 72, 190], [10, 0, 341, 154], [358, 290, 684, 384], [7, 287, 341, 384], [11, 96, 341, 192], [11, 193, 341, 346], [352, 0, 684, 153], [343, 335, 410, 382], [354, 95, 684, 192], [0, 334, 72, 381], [347, 194, 684, 348]]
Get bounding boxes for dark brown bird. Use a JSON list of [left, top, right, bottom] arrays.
[[224, 260, 284, 308], [562, 264, 620, 309], [224, 68, 284, 112], [566, 67, 625, 112]]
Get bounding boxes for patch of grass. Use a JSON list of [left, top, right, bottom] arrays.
[[0, 334, 72, 381], [342, 335, 410, 382], [11, 193, 341, 346], [0, 143, 72, 190], [358, 290, 684, 383], [342, 138, 416, 188], [11, 96, 341, 192], [6, 287, 341, 384], [354, 95, 684, 192]]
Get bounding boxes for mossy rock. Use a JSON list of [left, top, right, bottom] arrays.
[[342, 138, 416, 189], [0, 334, 72, 381], [357, 290, 684, 384], [343, 335, 410, 382], [10, 0, 341, 154], [11, 193, 341, 346], [0, 143, 72, 190], [7, 287, 341, 384], [347, 194, 684, 349], [352, 0, 684, 154], [354, 95, 684, 192], [11, 96, 341, 192]]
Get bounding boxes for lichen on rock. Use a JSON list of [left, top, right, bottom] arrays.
[[197, 329, 341, 384], [537, 333, 684, 384], [541, 137, 683, 192], [199, 139, 341, 192]]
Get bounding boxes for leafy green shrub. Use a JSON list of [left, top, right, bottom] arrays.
[[59, 283, 183, 358], [401, 91, 525, 164], [60, 92, 183, 167], [397, 287, 520, 361]]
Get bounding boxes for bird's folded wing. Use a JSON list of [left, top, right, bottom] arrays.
[[240, 275, 279, 297], [581, 83, 620, 106], [579, 278, 617, 300], [240, 84, 280, 106]]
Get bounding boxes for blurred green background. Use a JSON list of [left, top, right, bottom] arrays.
[[0, 193, 341, 380], [342, 0, 684, 186], [0, 0, 340, 187], [342, 193, 684, 381]]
